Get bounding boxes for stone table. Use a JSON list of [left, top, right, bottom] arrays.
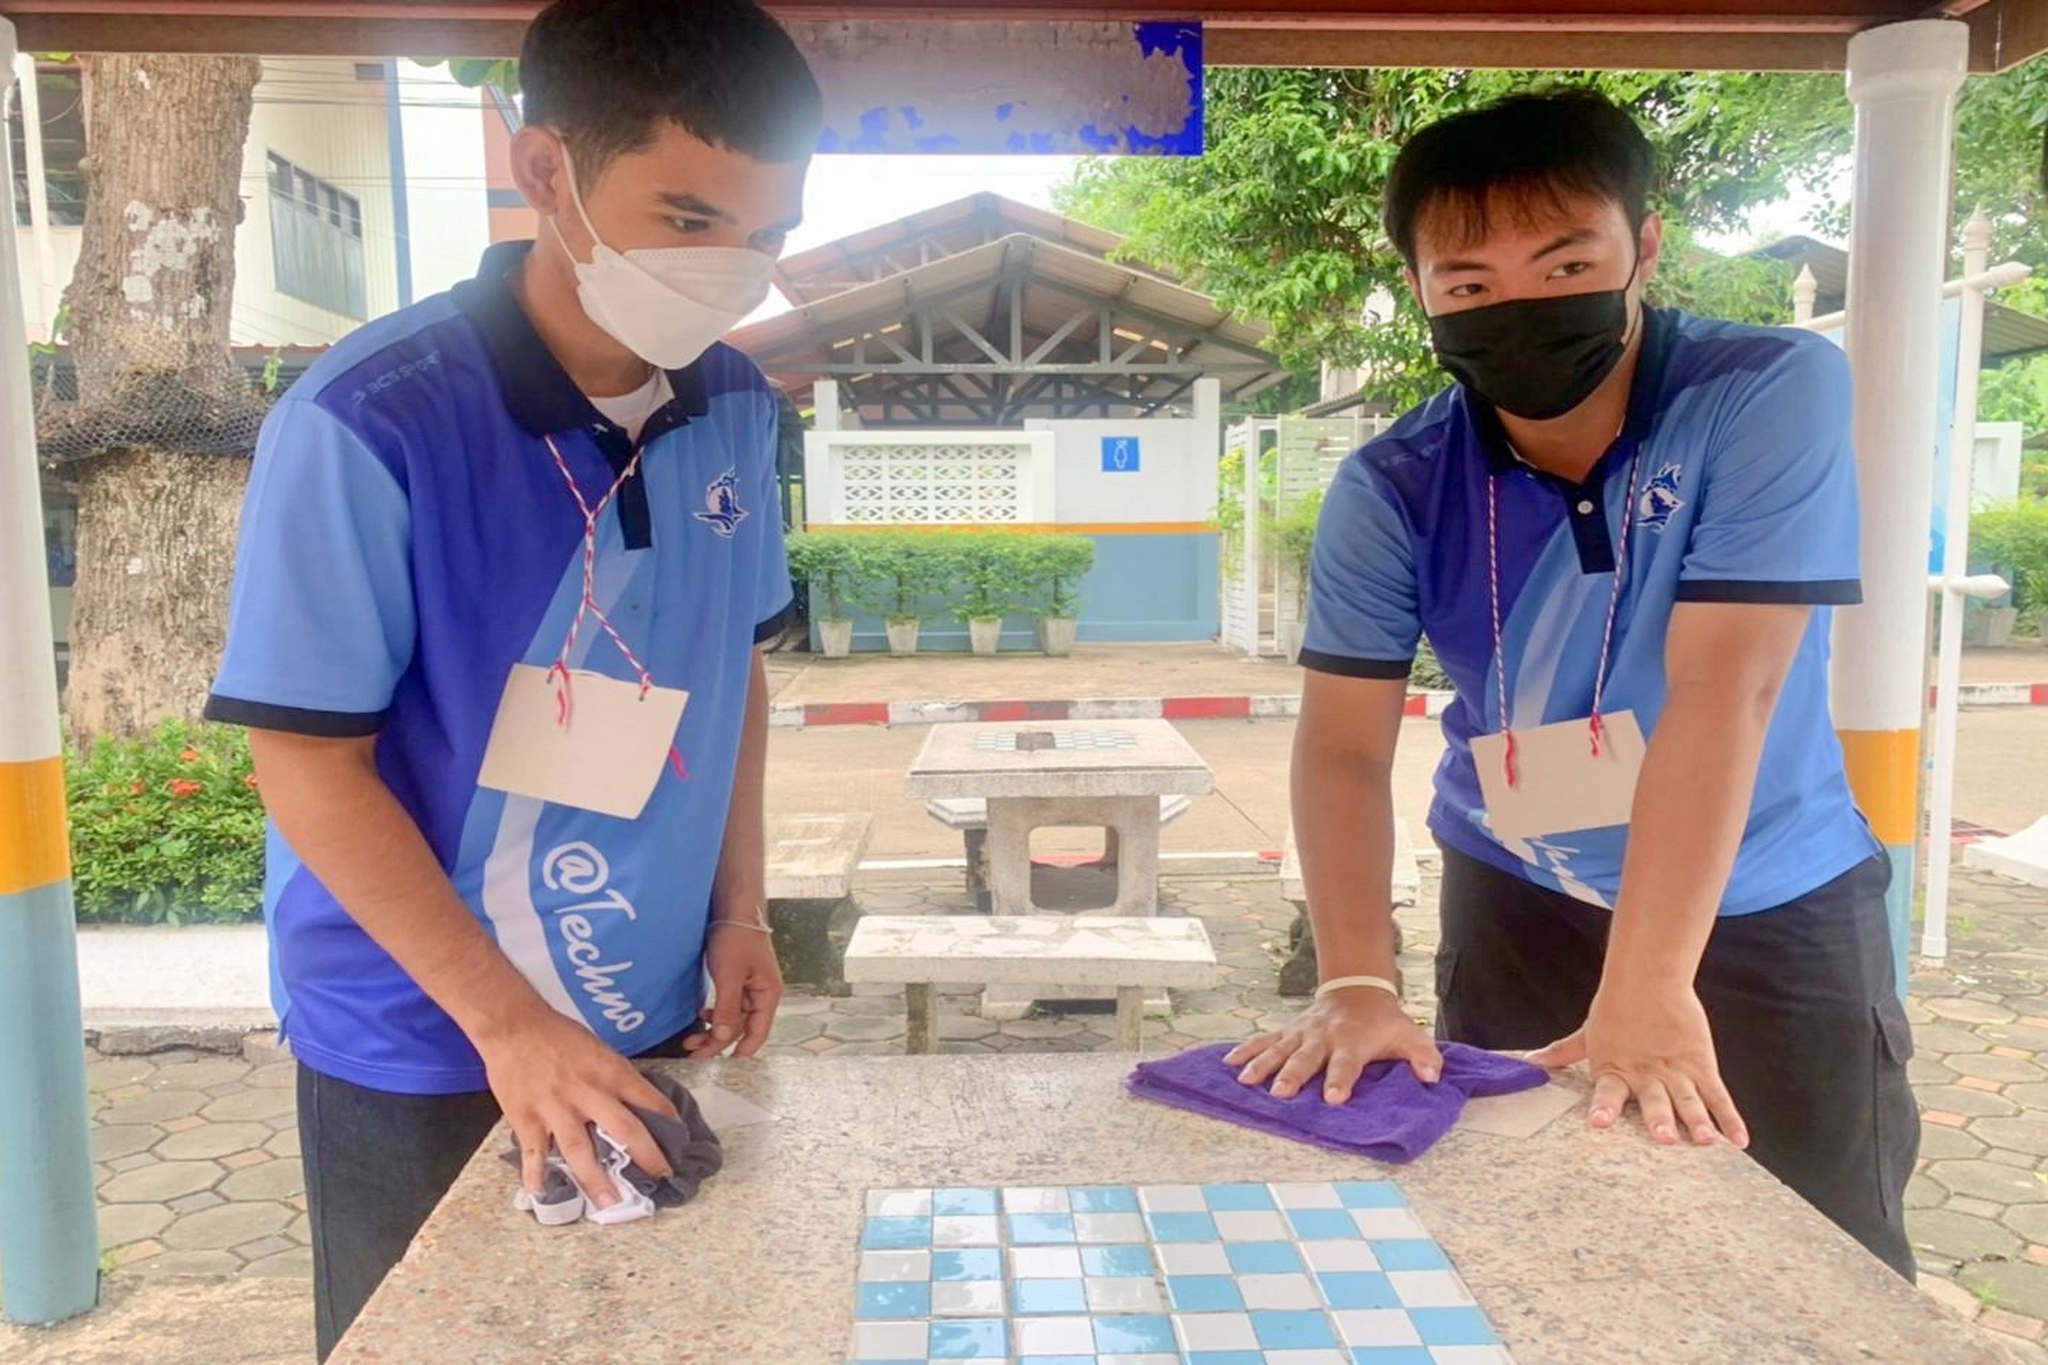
[[904, 720, 1215, 919], [333, 1055, 2016, 1365]]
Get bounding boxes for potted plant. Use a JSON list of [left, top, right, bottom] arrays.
[[785, 531, 857, 658], [856, 533, 947, 657], [1272, 490, 1323, 661], [1023, 534, 1095, 656], [952, 534, 1014, 656]]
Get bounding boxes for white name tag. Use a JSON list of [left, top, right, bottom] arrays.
[[477, 664, 689, 821], [1470, 709, 1646, 843]]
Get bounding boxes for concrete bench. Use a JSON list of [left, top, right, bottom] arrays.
[[843, 913, 1218, 1051], [765, 812, 873, 994], [1278, 817, 1420, 996], [925, 793, 1193, 911]]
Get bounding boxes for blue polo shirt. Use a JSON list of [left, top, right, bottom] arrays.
[[207, 241, 792, 1094], [1302, 307, 1881, 915]]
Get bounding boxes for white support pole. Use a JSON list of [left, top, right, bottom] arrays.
[[812, 377, 841, 433], [1922, 210, 2009, 962], [11, 51, 57, 335], [1241, 416, 1263, 656], [1832, 19, 1968, 999], [0, 20, 99, 1325]]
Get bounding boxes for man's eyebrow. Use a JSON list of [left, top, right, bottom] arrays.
[[1430, 256, 1493, 274], [656, 191, 735, 221], [1530, 228, 1600, 261]]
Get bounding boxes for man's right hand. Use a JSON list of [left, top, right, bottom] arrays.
[[1224, 988, 1442, 1104], [475, 1006, 680, 1209]]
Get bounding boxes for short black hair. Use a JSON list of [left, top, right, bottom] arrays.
[[1383, 89, 1656, 266], [522, 0, 823, 174]]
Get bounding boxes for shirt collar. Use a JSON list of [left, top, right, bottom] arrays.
[[450, 240, 710, 438], [1469, 304, 1674, 482]]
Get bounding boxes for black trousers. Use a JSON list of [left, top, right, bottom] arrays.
[[298, 1023, 703, 1361], [1433, 843, 1919, 1279]]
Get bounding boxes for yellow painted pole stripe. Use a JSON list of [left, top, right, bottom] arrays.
[[802, 522, 1220, 536], [1837, 727, 1921, 847], [0, 757, 69, 895]]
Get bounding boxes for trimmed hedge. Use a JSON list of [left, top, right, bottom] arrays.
[[787, 531, 1096, 628]]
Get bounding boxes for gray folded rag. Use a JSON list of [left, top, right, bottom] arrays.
[[501, 1071, 723, 1210]]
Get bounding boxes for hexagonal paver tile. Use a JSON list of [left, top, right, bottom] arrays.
[[1932, 1160, 2048, 1204], [245, 1061, 296, 1090], [1986, 1026, 2048, 1054], [99, 1090, 212, 1127], [285, 1211, 311, 1245], [1168, 1013, 1253, 1041], [1962, 1262, 2048, 1322], [1974, 1116, 2048, 1158], [220, 1159, 306, 1203], [152, 1059, 253, 1091], [86, 1056, 158, 1092], [234, 1234, 296, 1262], [1954, 1053, 2048, 1085], [937, 1014, 998, 1041], [1923, 1272, 1986, 1321], [162, 1200, 294, 1251], [1991, 1149, 2041, 1171], [1918, 1085, 2022, 1119], [154, 1121, 275, 1163], [998, 1017, 1084, 1040], [1928, 998, 2020, 1026], [244, 1246, 315, 1279], [822, 1014, 907, 1043], [1915, 1024, 1995, 1056], [98, 1161, 222, 1204], [198, 1088, 298, 1124], [768, 1015, 826, 1043], [1910, 1208, 2025, 1261], [91, 1124, 164, 1162], [168, 1191, 226, 1216], [265, 1128, 302, 1160], [1920, 1123, 1988, 1161], [2005, 1204, 2048, 1244], [1910, 1057, 1961, 1087], [96, 1201, 173, 1249], [131, 1249, 244, 1276]]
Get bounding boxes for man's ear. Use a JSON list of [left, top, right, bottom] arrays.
[[1636, 211, 1666, 288], [511, 126, 568, 219]]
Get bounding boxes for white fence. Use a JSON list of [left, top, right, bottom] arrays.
[[1221, 414, 1393, 657]]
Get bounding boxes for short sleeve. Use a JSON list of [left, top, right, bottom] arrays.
[[1676, 336, 1863, 605], [751, 404, 794, 644], [204, 397, 417, 735], [1298, 457, 1421, 679]]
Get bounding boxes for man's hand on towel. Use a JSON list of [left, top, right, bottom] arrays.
[[683, 922, 784, 1059], [478, 1005, 680, 1211], [1224, 990, 1444, 1105], [1529, 982, 1749, 1150]]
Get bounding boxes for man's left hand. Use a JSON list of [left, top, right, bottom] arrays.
[[684, 922, 783, 1058], [1529, 981, 1749, 1149]]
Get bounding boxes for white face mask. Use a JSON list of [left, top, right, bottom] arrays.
[[547, 145, 775, 371]]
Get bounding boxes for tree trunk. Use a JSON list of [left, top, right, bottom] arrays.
[[60, 55, 262, 745]]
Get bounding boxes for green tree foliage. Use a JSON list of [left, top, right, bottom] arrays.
[[1057, 69, 1853, 409]]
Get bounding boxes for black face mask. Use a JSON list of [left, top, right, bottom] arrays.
[[1427, 278, 1637, 422]]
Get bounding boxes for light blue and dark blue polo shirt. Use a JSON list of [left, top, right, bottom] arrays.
[[1302, 307, 1881, 915], [206, 241, 792, 1094]]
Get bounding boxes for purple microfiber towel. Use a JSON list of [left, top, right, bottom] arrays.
[[1127, 1041, 1548, 1164]]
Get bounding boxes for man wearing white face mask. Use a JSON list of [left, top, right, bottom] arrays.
[[203, 1, 817, 1355]]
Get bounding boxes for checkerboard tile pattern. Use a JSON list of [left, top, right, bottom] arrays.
[[973, 729, 1141, 753], [849, 1182, 1515, 1365]]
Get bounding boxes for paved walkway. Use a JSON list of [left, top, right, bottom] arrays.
[[78, 860, 2048, 1362]]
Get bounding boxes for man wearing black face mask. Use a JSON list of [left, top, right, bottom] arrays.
[[1227, 90, 1916, 1277]]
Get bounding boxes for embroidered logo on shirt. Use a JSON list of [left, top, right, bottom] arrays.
[[693, 467, 749, 539], [1638, 462, 1685, 532]]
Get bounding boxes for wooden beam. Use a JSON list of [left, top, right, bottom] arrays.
[[1208, 26, 1853, 69], [1961, 0, 2048, 70]]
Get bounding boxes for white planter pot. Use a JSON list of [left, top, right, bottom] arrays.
[[818, 619, 854, 659], [968, 618, 1003, 656], [1037, 617, 1078, 657], [1966, 605, 2019, 648], [885, 619, 921, 656]]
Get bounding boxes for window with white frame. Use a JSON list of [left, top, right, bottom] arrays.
[[267, 152, 367, 319]]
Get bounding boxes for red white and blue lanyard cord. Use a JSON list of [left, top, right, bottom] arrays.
[[1486, 444, 1642, 791]]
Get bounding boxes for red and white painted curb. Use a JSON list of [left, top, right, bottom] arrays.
[[770, 681, 2048, 730], [769, 691, 1458, 729]]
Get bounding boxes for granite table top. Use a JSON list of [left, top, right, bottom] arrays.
[[331, 1055, 2011, 1365], [904, 720, 1215, 801]]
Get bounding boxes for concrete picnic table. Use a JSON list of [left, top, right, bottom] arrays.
[[330, 1054, 2011, 1365], [903, 719, 1216, 918]]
